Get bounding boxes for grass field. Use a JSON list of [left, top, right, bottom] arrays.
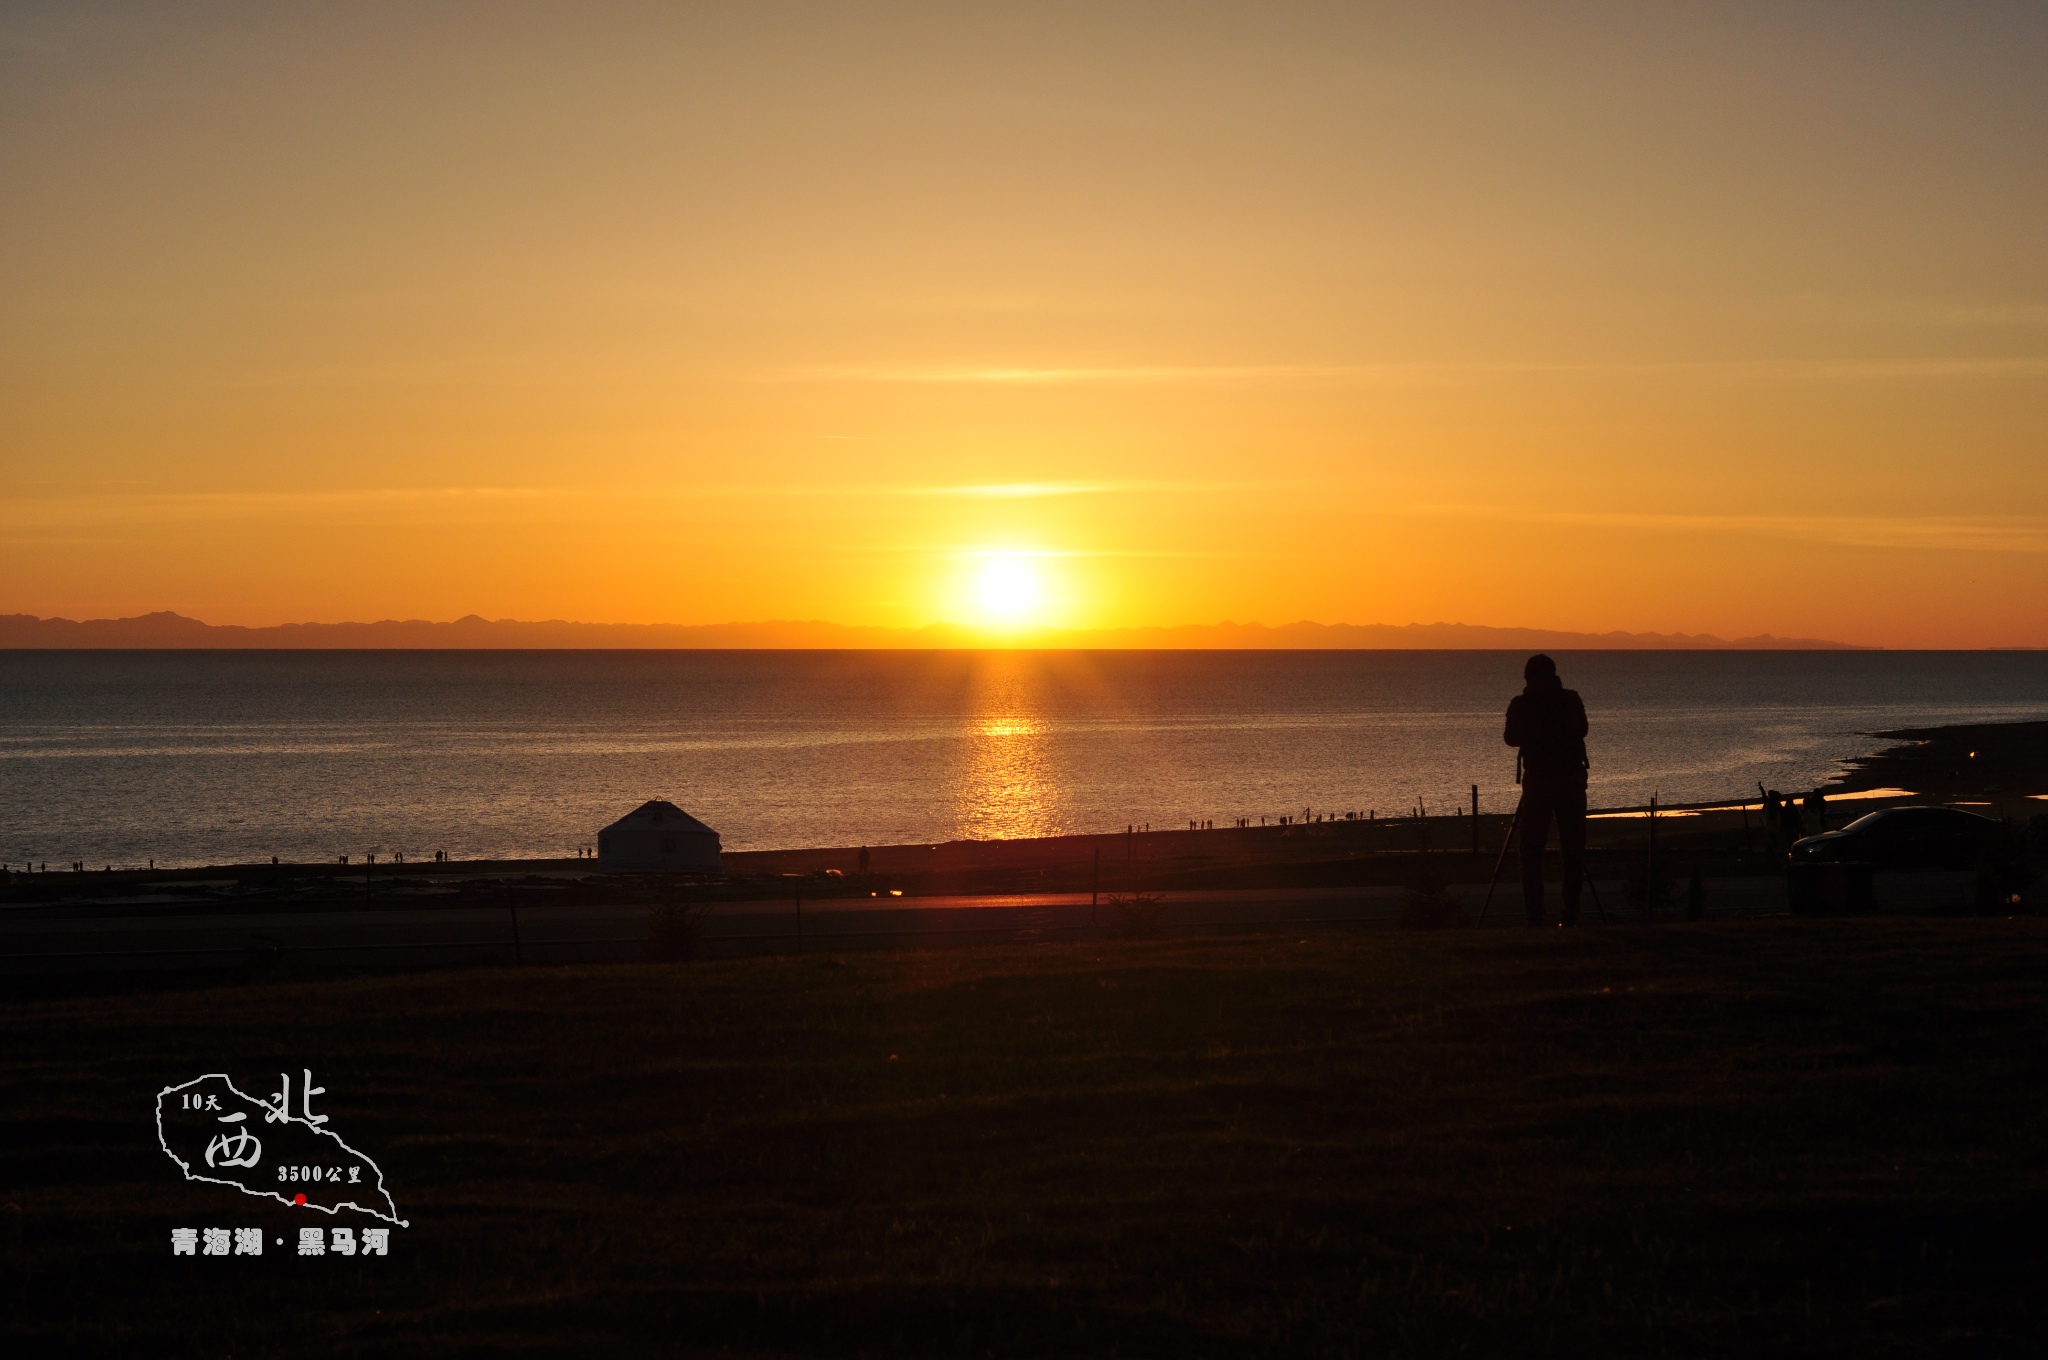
[[8, 919, 2048, 1356]]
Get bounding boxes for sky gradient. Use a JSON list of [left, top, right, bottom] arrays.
[[4, 2, 2046, 645]]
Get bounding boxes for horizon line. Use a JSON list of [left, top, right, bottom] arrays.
[[0, 610, 1893, 651]]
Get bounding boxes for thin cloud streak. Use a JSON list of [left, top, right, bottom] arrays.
[[890, 480, 1279, 499], [0, 479, 1270, 525], [899, 482, 1112, 499], [779, 356, 2048, 387], [1395, 505, 2048, 555], [844, 544, 1264, 560]]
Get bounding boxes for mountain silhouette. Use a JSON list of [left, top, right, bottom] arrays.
[[0, 611, 1867, 650]]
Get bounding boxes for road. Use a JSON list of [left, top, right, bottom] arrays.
[[2, 875, 1949, 979]]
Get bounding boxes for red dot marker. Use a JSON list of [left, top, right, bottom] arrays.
[[294, 1194, 307, 1205]]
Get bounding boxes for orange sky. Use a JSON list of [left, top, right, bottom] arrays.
[[4, 3, 2046, 646]]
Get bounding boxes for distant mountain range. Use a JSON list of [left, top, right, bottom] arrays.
[[0, 611, 1868, 650]]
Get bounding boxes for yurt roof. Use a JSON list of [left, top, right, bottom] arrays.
[[601, 800, 718, 836]]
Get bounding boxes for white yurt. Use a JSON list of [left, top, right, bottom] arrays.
[[596, 801, 723, 873]]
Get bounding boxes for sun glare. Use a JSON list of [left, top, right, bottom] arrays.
[[971, 555, 1045, 628]]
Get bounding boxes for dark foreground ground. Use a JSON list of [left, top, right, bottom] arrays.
[[8, 919, 2048, 1357]]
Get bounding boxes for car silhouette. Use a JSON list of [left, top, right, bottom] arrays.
[[1790, 805, 2003, 870]]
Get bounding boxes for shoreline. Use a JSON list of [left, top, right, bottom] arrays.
[[8, 719, 2042, 977], [1827, 719, 2048, 810], [6, 719, 2043, 896]]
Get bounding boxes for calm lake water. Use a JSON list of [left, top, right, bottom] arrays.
[[4, 649, 2047, 868]]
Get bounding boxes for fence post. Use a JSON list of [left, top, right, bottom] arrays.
[[1647, 794, 1659, 921], [508, 881, 522, 964], [1471, 785, 1479, 854]]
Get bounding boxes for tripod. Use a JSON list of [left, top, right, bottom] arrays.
[[1476, 797, 1606, 925]]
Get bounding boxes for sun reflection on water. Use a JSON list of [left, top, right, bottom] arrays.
[[953, 661, 1063, 841]]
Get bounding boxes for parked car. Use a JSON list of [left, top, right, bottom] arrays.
[[1789, 806, 2003, 871]]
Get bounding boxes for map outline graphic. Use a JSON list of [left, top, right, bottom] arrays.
[[156, 1074, 410, 1227]]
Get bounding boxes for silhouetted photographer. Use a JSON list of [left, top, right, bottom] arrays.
[[1504, 654, 1589, 927]]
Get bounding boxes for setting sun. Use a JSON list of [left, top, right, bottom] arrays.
[[971, 556, 1045, 629]]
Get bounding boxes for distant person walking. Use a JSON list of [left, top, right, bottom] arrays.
[[1768, 791, 1803, 852], [1802, 789, 1826, 836], [1504, 654, 1590, 927]]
